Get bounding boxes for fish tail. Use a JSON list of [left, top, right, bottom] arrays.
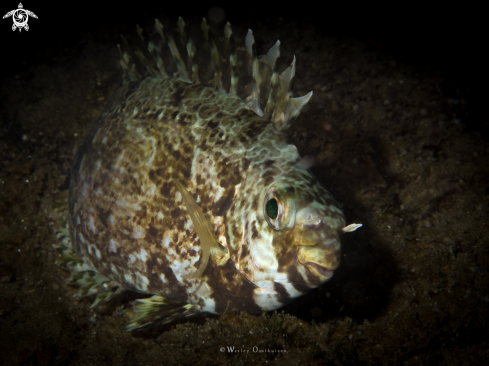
[[118, 17, 312, 129]]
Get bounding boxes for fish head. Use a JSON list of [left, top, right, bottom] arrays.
[[244, 179, 345, 290]]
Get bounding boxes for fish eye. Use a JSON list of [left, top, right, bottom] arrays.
[[266, 198, 278, 220], [263, 184, 296, 230]]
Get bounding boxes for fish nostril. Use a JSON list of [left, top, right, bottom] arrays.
[[303, 215, 321, 227]]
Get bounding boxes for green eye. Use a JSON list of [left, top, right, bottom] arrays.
[[266, 198, 278, 219], [263, 184, 296, 230]]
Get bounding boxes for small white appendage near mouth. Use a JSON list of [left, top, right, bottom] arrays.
[[342, 223, 363, 233]]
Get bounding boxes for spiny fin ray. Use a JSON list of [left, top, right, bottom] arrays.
[[119, 18, 312, 129]]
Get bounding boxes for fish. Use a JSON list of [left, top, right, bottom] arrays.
[[53, 17, 354, 331]]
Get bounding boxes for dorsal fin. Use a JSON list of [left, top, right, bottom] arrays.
[[118, 18, 312, 130]]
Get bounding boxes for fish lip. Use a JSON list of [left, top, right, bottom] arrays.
[[304, 262, 335, 279], [296, 241, 339, 280]]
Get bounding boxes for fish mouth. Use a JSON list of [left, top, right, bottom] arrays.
[[296, 240, 340, 280], [305, 262, 334, 279]]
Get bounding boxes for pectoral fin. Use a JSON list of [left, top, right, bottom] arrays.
[[126, 295, 201, 331], [175, 179, 227, 279]]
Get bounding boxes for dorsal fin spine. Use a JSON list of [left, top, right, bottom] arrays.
[[226, 23, 238, 95], [119, 18, 312, 129], [264, 71, 279, 119], [177, 17, 186, 47], [118, 44, 132, 83], [201, 18, 209, 42], [120, 35, 142, 81], [211, 39, 226, 94], [247, 59, 263, 116], [155, 19, 166, 42], [153, 19, 169, 79], [187, 39, 199, 84], [167, 36, 192, 83]]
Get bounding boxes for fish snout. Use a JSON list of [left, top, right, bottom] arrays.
[[297, 239, 341, 281]]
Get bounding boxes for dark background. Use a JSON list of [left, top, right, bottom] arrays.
[[1, 1, 485, 140], [1, 2, 488, 364]]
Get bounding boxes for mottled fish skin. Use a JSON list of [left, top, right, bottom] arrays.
[[67, 19, 345, 320]]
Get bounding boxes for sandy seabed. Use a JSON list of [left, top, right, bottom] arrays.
[[0, 5, 487, 365]]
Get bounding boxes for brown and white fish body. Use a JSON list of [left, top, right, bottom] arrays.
[[56, 18, 347, 330]]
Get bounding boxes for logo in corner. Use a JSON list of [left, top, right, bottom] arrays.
[[3, 3, 37, 32]]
